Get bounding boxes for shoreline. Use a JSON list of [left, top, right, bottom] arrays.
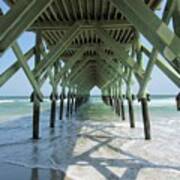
[[0, 100, 179, 179]]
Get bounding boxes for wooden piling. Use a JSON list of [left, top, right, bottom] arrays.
[[115, 98, 121, 116], [66, 92, 70, 118], [128, 98, 135, 128], [32, 31, 41, 140], [176, 93, 180, 111], [75, 95, 78, 112], [109, 96, 113, 107], [50, 93, 57, 128], [121, 99, 125, 121], [70, 93, 74, 115], [59, 93, 64, 120], [141, 97, 151, 140], [31, 93, 40, 139]]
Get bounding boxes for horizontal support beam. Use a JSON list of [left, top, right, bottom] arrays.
[[33, 23, 81, 78], [96, 27, 145, 80], [28, 20, 133, 31], [55, 46, 87, 84]]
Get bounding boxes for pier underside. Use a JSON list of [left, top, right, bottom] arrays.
[[0, 0, 180, 140]]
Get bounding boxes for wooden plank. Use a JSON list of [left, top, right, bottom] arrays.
[[29, 20, 133, 31], [0, 0, 53, 52], [12, 42, 43, 99], [33, 23, 81, 78], [111, 0, 180, 62], [96, 27, 145, 80]]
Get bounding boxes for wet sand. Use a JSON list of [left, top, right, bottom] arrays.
[[0, 163, 70, 180], [0, 102, 180, 180]]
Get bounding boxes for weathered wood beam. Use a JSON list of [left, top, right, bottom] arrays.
[[28, 20, 133, 31], [54, 46, 87, 84], [65, 58, 90, 81], [33, 23, 81, 78], [70, 65, 93, 85], [67, 61, 95, 84], [0, 47, 34, 86], [32, 30, 42, 140], [97, 49, 128, 82], [138, 49, 158, 98], [12, 42, 43, 99], [126, 68, 135, 128], [50, 43, 131, 52], [96, 27, 145, 80], [142, 46, 180, 87], [111, 0, 180, 63], [138, 0, 178, 98], [0, 0, 53, 53]]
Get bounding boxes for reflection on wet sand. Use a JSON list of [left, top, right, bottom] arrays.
[[30, 168, 67, 180]]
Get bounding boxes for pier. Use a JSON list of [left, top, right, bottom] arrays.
[[0, 0, 180, 143]]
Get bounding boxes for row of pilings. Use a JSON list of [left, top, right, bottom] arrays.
[[102, 94, 151, 140], [30, 91, 89, 140], [30, 90, 180, 140], [102, 90, 180, 140]]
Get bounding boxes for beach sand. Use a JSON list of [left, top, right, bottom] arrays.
[[0, 101, 180, 180]]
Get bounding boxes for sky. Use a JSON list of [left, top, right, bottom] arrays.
[[0, 1, 179, 96]]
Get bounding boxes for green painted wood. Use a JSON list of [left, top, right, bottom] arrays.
[[138, 49, 158, 98], [0, 47, 34, 86], [32, 31, 42, 140], [65, 57, 90, 82], [0, 0, 53, 52], [29, 19, 132, 31], [33, 23, 81, 78], [55, 46, 87, 84], [142, 46, 180, 87], [111, 0, 180, 63], [96, 27, 145, 80], [138, 0, 178, 98], [98, 49, 128, 82], [12, 42, 43, 100]]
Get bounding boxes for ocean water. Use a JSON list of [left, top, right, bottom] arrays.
[[89, 95, 180, 121], [0, 95, 179, 122], [0, 95, 179, 179]]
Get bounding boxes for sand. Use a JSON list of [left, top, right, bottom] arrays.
[[0, 102, 180, 180]]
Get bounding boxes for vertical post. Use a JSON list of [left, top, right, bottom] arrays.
[[74, 89, 79, 113], [121, 97, 125, 121], [116, 99, 121, 116], [59, 88, 64, 120], [32, 31, 41, 139], [115, 83, 121, 116], [50, 62, 58, 128], [113, 86, 116, 111], [31, 93, 41, 139], [127, 96, 135, 128], [70, 89, 74, 115], [50, 93, 57, 128], [176, 92, 180, 111], [126, 66, 135, 127], [31, 168, 39, 180], [109, 87, 113, 107], [140, 96, 151, 140], [66, 89, 70, 118]]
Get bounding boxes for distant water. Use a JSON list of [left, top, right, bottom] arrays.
[[90, 95, 180, 121], [0, 95, 179, 179], [0, 95, 179, 123], [0, 96, 50, 122]]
